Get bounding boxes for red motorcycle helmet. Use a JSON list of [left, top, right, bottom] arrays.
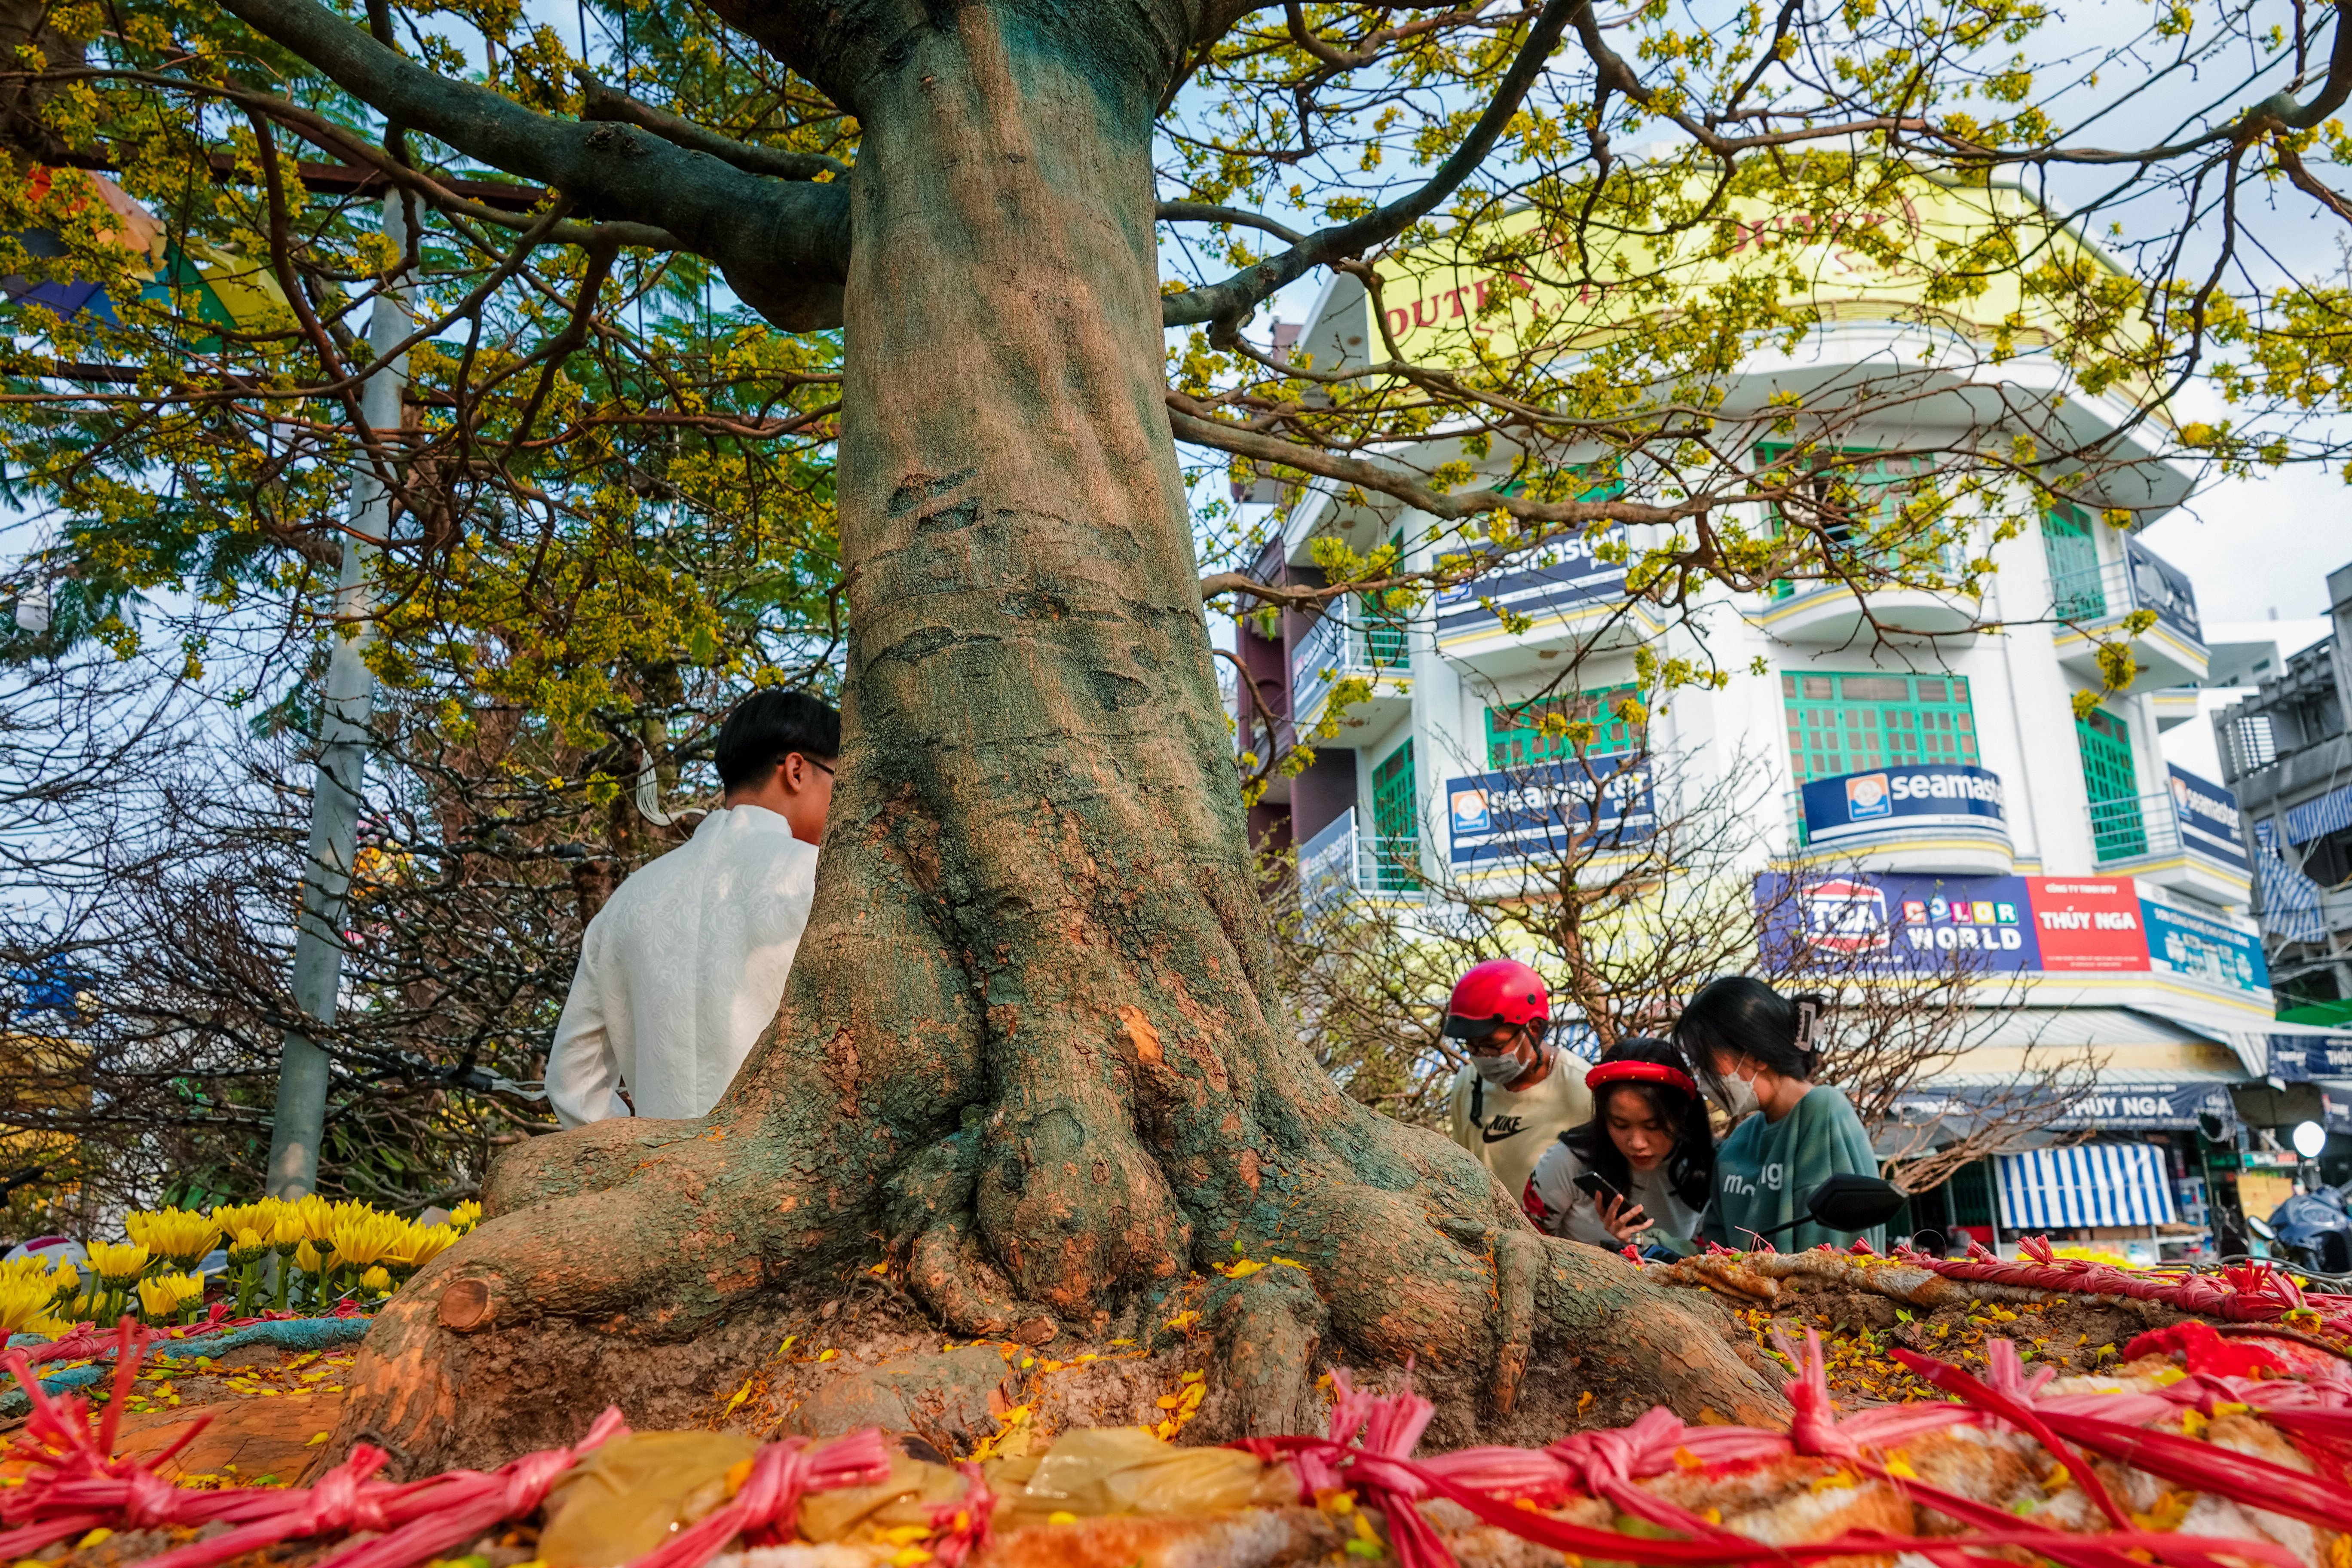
[[1444, 959, 1550, 1040]]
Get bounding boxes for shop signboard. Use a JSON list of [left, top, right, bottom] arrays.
[[1761, 871, 2168, 974], [1446, 760, 1655, 864], [2141, 899, 2269, 994], [1890, 1078, 2236, 1132], [1798, 764, 2007, 843], [2167, 766, 2248, 870], [1758, 871, 2041, 974], [2026, 878, 2150, 972], [2124, 534, 2202, 643], [1434, 527, 1628, 638], [2269, 1033, 2352, 1081]]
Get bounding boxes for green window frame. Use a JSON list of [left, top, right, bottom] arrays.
[[1485, 686, 1643, 770], [1780, 671, 1979, 785], [1369, 738, 1421, 891], [1362, 529, 1410, 667], [2076, 706, 2147, 859], [2042, 504, 2105, 620], [1758, 444, 1944, 600]]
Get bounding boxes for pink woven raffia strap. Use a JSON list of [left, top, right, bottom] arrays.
[[617, 1428, 894, 1568], [309, 1407, 630, 1568]]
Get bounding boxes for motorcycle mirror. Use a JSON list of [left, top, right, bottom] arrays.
[[2248, 1214, 2278, 1242], [1805, 1173, 1908, 1232]]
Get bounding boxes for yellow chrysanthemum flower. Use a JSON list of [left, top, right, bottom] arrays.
[[393, 1224, 458, 1273], [227, 1226, 272, 1264], [294, 1239, 324, 1275], [125, 1208, 223, 1270], [135, 1272, 205, 1321], [86, 1241, 150, 1288], [328, 1209, 408, 1270], [0, 1274, 61, 1335], [359, 1266, 392, 1295], [449, 1200, 483, 1234]]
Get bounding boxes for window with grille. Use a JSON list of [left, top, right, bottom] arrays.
[[2222, 713, 2278, 778], [1758, 446, 1943, 599], [1362, 529, 1410, 666], [1485, 686, 1644, 770], [2076, 706, 2147, 860], [2041, 504, 2105, 619], [1780, 671, 1979, 784], [1369, 738, 1421, 891]]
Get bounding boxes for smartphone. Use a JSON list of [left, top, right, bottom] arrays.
[[1573, 1170, 1624, 1204]]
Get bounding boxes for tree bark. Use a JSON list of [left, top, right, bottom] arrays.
[[330, 0, 1782, 1470]]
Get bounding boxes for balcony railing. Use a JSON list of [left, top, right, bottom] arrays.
[[2090, 786, 2249, 870], [1298, 808, 1423, 902], [1769, 536, 1969, 602], [1290, 606, 1409, 722], [2049, 536, 2202, 644]]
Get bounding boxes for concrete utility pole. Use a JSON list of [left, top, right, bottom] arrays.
[[265, 192, 413, 1203]]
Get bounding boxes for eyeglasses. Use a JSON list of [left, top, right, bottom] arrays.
[[794, 756, 836, 777]]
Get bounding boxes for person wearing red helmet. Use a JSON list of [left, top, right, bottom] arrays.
[[1442, 959, 1592, 1207]]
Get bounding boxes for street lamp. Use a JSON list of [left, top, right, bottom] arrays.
[[2294, 1120, 2328, 1159]]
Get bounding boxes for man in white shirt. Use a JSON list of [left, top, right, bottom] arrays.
[[545, 690, 838, 1127]]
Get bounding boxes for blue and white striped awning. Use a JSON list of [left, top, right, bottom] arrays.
[[2285, 782, 2352, 845], [1997, 1144, 2177, 1231]]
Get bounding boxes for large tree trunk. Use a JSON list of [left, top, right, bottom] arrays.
[[330, 0, 1781, 1470]]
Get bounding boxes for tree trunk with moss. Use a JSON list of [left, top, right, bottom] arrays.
[[213, 0, 1784, 1470]]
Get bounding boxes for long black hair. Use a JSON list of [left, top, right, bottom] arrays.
[[1559, 1036, 1715, 1212], [1673, 975, 1828, 1104]]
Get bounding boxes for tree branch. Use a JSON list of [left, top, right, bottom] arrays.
[[1159, 0, 1577, 328], [575, 71, 850, 183], [1167, 401, 1706, 528], [213, 0, 853, 329]]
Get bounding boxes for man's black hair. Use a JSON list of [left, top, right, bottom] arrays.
[[715, 689, 841, 792]]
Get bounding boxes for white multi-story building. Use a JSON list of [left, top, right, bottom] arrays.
[[1230, 186, 2351, 1254]]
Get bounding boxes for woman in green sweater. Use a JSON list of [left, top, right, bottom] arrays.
[[1676, 976, 1883, 1253]]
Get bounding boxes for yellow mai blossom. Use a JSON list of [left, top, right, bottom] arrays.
[[393, 1224, 457, 1274], [450, 1200, 482, 1234], [86, 1241, 150, 1287], [135, 1272, 205, 1321], [125, 1208, 223, 1269], [328, 1209, 407, 1270]]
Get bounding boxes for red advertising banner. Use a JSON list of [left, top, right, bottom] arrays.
[[2025, 878, 2151, 972]]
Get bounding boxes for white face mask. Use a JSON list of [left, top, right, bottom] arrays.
[[1472, 1050, 1528, 1086], [1712, 1060, 1762, 1118]]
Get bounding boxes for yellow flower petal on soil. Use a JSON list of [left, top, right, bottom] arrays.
[[86, 1240, 150, 1287], [305, 1431, 330, 1446], [1047, 1512, 1078, 1526], [1214, 1258, 1266, 1279]]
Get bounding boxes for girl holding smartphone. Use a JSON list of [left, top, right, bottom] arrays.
[[1523, 1036, 1714, 1253]]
